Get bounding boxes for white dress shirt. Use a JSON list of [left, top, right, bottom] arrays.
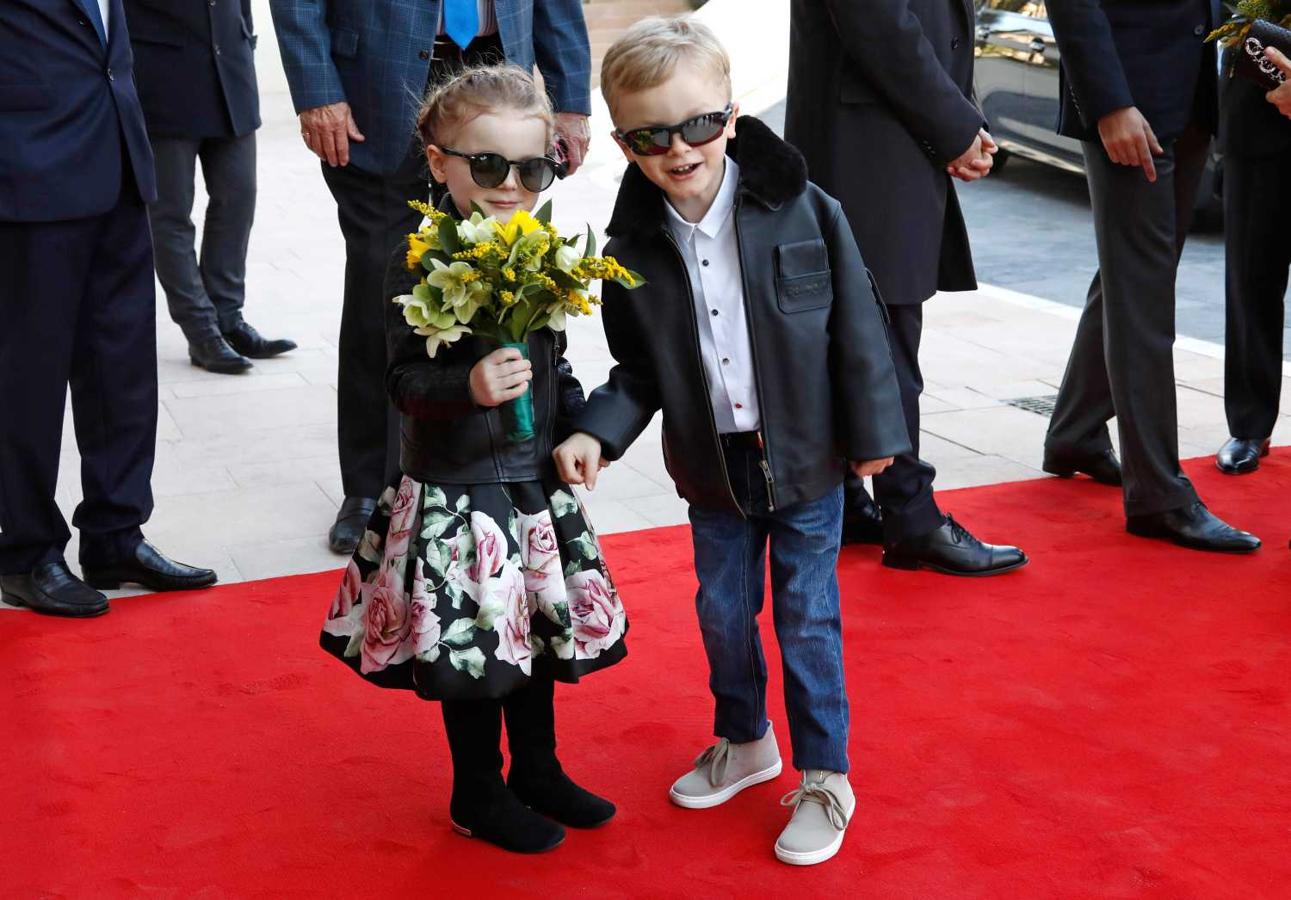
[[664, 159, 762, 434], [437, 0, 500, 41], [98, 0, 111, 38]]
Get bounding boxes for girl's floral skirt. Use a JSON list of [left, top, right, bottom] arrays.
[[319, 474, 628, 700]]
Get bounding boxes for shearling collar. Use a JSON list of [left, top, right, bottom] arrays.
[[606, 115, 810, 238]]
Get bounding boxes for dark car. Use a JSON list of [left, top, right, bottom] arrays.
[[973, 0, 1222, 218]]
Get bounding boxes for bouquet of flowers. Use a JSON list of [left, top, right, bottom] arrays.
[[1209, 0, 1291, 46], [394, 199, 643, 443]]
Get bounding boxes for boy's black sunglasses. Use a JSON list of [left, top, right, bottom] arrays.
[[614, 105, 734, 156], [438, 147, 567, 192]]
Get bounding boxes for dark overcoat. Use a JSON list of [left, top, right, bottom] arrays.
[[784, 0, 983, 306], [123, 0, 261, 138]]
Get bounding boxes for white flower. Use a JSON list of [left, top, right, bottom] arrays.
[[457, 211, 497, 245], [554, 243, 580, 274], [415, 323, 472, 358], [426, 259, 475, 308]]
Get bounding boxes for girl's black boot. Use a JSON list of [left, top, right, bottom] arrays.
[[441, 698, 565, 853], [503, 678, 616, 829]]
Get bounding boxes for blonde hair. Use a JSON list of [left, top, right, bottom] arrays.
[[416, 65, 555, 148], [600, 16, 732, 114]]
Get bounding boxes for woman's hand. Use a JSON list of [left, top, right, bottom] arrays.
[[850, 457, 895, 478], [1264, 48, 1291, 120], [469, 347, 532, 407]]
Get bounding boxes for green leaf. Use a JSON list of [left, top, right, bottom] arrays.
[[549, 269, 585, 292], [449, 646, 487, 679], [441, 618, 476, 647], [416, 645, 442, 664], [534, 199, 553, 224], [576, 534, 601, 561], [564, 560, 581, 578], [455, 494, 470, 514], [344, 629, 364, 658], [550, 489, 579, 519], [438, 215, 461, 254], [475, 598, 503, 631], [421, 512, 454, 540], [425, 486, 448, 510], [616, 269, 647, 290], [584, 224, 597, 258]]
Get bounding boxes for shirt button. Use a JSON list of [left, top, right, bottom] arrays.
[[1193, 24, 1205, 36], [702, 259, 710, 267], [951, 37, 961, 49], [734, 403, 744, 410], [722, 358, 730, 365], [711, 309, 719, 317], [214, 44, 222, 55], [106, 67, 114, 81], [419, 49, 431, 60]]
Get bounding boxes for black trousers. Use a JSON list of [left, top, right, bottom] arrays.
[[1223, 151, 1291, 440], [868, 303, 945, 543], [323, 35, 502, 500], [0, 180, 157, 574], [1046, 126, 1210, 517], [148, 132, 257, 342]]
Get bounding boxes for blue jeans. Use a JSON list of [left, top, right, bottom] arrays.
[[688, 444, 849, 774]]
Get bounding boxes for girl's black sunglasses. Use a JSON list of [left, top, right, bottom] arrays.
[[438, 147, 567, 192], [614, 105, 734, 156]]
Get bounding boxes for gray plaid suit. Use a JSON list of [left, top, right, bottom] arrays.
[[266, 0, 593, 529], [269, 0, 592, 175]]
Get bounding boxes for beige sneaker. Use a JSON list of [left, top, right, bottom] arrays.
[[668, 725, 782, 809], [774, 770, 856, 866]]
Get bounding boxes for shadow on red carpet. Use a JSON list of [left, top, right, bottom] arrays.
[[4, 452, 1291, 898]]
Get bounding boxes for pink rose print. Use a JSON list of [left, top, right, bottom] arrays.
[[410, 558, 442, 658], [492, 563, 533, 676], [567, 569, 625, 658], [323, 559, 368, 637], [383, 476, 420, 563], [519, 511, 563, 595], [466, 511, 507, 584], [360, 566, 414, 674]]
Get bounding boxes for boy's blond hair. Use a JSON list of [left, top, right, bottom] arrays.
[[600, 17, 732, 115]]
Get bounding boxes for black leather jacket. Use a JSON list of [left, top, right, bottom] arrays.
[[384, 204, 585, 484], [575, 116, 911, 514]]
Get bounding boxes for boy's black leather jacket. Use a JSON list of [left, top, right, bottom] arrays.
[[384, 199, 584, 484], [575, 116, 911, 514]]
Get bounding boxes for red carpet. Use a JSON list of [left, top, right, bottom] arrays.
[[4, 452, 1291, 898]]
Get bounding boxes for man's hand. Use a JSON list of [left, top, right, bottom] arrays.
[[299, 101, 365, 167], [469, 347, 532, 408], [947, 129, 997, 182], [554, 432, 607, 489], [850, 457, 895, 478], [1096, 106, 1163, 182], [554, 112, 591, 175], [1264, 47, 1291, 120]]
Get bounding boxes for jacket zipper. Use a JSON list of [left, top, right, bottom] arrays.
[[661, 228, 744, 518], [731, 196, 778, 512]]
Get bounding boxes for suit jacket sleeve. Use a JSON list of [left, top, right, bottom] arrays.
[[268, 0, 347, 112], [824, 203, 913, 461], [384, 246, 480, 421], [1045, 0, 1134, 128], [531, 0, 592, 115], [572, 280, 662, 460], [822, 0, 984, 161]]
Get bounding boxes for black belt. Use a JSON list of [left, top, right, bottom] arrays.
[[719, 431, 764, 451]]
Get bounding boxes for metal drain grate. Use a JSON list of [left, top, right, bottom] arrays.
[[1006, 394, 1059, 416]]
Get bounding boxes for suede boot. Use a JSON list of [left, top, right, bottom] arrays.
[[441, 698, 565, 853], [503, 678, 616, 829]]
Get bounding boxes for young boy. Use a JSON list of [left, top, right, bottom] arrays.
[[553, 17, 910, 866]]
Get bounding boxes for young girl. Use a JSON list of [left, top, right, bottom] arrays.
[[319, 66, 628, 854]]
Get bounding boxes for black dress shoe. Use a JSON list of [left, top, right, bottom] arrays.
[[223, 321, 298, 359], [1126, 501, 1261, 553], [82, 540, 219, 591], [883, 515, 1028, 576], [0, 562, 109, 618], [330, 496, 377, 555], [189, 335, 252, 374], [1216, 436, 1271, 475], [841, 480, 884, 546], [1042, 447, 1123, 486]]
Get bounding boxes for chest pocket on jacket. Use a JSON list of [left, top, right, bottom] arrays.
[[775, 239, 833, 313]]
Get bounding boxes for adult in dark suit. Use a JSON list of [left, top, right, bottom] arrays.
[[1041, 0, 1259, 551], [1214, 44, 1291, 474], [785, 0, 1028, 576], [0, 0, 217, 618], [269, 0, 593, 554], [125, 0, 296, 374]]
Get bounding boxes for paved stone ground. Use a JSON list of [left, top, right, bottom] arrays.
[[5, 0, 1289, 610]]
